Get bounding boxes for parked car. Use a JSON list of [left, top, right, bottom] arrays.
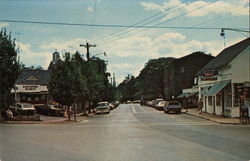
[[95, 102, 110, 114], [155, 101, 168, 110], [10, 103, 36, 116], [35, 105, 65, 116], [146, 100, 154, 107], [110, 101, 119, 109], [164, 101, 182, 114], [152, 98, 164, 108]]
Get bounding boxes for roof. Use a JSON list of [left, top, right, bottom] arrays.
[[16, 69, 51, 85], [201, 37, 250, 71]]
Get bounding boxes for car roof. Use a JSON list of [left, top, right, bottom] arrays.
[[98, 102, 109, 104]]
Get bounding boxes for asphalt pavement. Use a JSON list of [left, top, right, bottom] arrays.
[[0, 103, 250, 161]]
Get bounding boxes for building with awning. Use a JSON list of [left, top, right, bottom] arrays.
[[197, 37, 250, 117], [11, 51, 60, 105], [177, 86, 198, 108]]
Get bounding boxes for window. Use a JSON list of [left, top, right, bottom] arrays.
[[208, 96, 212, 105], [21, 96, 26, 100], [41, 95, 45, 100], [180, 66, 185, 73], [27, 97, 31, 102], [35, 97, 39, 101], [216, 94, 221, 106]]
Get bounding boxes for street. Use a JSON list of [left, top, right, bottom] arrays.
[[0, 104, 250, 161]]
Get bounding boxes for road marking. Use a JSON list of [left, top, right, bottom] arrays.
[[131, 105, 136, 113]]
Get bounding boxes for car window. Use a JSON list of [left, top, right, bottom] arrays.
[[22, 104, 32, 108], [168, 102, 180, 105]]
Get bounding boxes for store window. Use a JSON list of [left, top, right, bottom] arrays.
[[21, 96, 26, 101], [180, 66, 185, 73], [208, 96, 212, 105], [27, 97, 31, 102], [216, 94, 221, 106], [41, 95, 45, 100], [35, 97, 40, 101]]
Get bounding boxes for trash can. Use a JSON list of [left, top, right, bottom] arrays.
[[240, 106, 249, 123]]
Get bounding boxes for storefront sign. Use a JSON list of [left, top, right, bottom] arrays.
[[23, 85, 38, 90], [201, 77, 217, 81]]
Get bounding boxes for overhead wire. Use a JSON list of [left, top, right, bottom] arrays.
[[90, 0, 97, 40], [97, 0, 219, 46], [155, 6, 250, 48], [92, 0, 194, 44]]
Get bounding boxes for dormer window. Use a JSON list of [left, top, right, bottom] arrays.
[[27, 75, 38, 81]]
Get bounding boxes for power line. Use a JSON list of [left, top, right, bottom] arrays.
[[92, 0, 193, 44], [0, 19, 231, 29], [97, 0, 220, 46]]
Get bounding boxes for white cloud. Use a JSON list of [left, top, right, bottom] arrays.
[[18, 42, 51, 69], [39, 38, 86, 54], [140, 0, 249, 19], [0, 23, 9, 27], [87, 7, 94, 12]]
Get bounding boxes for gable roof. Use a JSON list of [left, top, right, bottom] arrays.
[[16, 69, 51, 85], [201, 37, 250, 71]]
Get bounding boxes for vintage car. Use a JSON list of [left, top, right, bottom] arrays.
[[35, 105, 65, 116], [10, 103, 36, 116], [95, 102, 110, 114]]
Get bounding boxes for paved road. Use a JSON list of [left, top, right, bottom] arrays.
[[0, 104, 250, 161]]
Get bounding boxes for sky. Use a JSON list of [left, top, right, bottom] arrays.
[[0, 0, 249, 83]]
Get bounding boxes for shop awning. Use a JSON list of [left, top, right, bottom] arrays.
[[205, 80, 230, 96], [177, 92, 197, 98], [177, 93, 188, 98], [199, 86, 210, 95]]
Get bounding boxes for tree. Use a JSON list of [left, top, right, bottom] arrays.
[[0, 29, 21, 119], [118, 74, 138, 102], [84, 57, 109, 112], [48, 52, 88, 110], [135, 57, 174, 99]]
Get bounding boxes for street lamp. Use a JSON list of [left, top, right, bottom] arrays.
[[220, 28, 250, 48], [91, 52, 107, 58]]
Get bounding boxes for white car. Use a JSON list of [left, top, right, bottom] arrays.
[[95, 102, 110, 114]]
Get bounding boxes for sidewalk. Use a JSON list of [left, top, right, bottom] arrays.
[[183, 108, 243, 125], [0, 112, 95, 124]]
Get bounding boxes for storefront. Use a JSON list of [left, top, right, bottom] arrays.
[[197, 38, 250, 117], [11, 69, 52, 105]]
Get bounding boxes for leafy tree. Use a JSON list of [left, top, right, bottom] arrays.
[[0, 28, 21, 119], [135, 57, 174, 99], [48, 52, 88, 107], [118, 74, 138, 102], [84, 57, 109, 112]]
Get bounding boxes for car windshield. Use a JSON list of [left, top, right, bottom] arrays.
[[22, 104, 33, 108], [98, 103, 108, 106], [168, 102, 180, 105]]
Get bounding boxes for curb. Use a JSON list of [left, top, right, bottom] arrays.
[[0, 117, 87, 125], [183, 111, 242, 125]]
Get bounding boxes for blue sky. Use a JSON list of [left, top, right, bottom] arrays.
[[0, 0, 249, 83]]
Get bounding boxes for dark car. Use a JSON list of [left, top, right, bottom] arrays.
[[10, 103, 36, 116], [164, 101, 182, 114], [36, 105, 65, 116]]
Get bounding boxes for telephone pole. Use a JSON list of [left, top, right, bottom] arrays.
[[79, 42, 96, 61]]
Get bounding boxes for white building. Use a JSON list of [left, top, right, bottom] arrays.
[[197, 38, 250, 117]]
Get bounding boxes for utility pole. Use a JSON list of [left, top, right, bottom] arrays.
[[79, 42, 96, 61]]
